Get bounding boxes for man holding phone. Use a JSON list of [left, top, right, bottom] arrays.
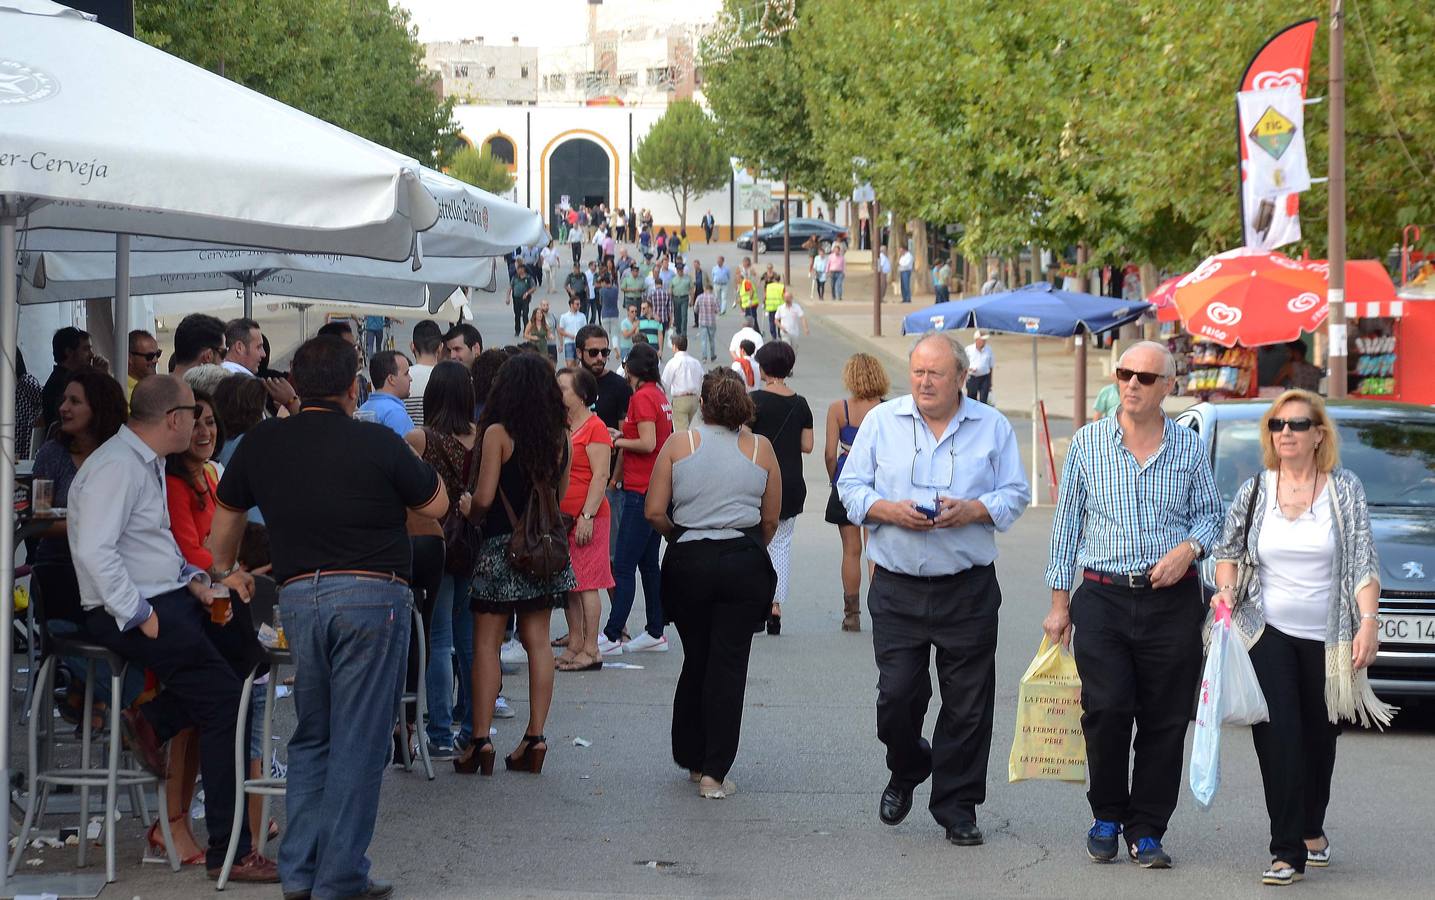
[[837, 332, 1029, 849]]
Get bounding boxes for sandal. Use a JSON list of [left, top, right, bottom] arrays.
[[550, 633, 570, 647], [557, 654, 602, 672]]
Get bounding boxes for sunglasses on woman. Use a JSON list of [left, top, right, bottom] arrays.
[[1267, 417, 1315, 433], [1114, 368, 1164, 386]]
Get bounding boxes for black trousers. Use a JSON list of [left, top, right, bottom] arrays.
[[1069, 577, 1204, 843], [405, 536, 445, 724], [869, 564, 1000, 829], [966, 373, 991, 404], [571, 242, 582, 265], [1249, 627, 1339, 871], [85, 587, 256, 869], [513, 298, 530, 337], [662, 538, 774, 781]]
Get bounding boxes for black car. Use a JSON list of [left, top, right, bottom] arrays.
[[735, 218, 848, 253], [1177, 400, 1435, 699]]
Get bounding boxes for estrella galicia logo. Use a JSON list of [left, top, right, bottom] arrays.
[[0, 60, 58, 105]]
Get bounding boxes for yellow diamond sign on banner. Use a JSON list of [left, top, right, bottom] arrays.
[[1249, 106, 1296, 159]]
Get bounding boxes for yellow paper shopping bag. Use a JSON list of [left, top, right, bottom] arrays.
[[1008, 636, 1087, 783]]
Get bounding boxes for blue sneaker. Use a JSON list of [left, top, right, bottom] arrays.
[[1086, 819, 1121, 862], [1129, 837, 1172, 869]]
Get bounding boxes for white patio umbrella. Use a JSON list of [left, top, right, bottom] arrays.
[[0, 2, 447, 888]]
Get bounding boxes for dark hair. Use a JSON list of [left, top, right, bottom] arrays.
[[755, 340, 796, 379], [412, 319, 444, 356], [52, 327, 89, 365], [424, 361, 476, 437], [58, 370, 127, 450], [470, 348, 508, 409], [444, 322, 482, 352], [212, 375, 268, 440], [369, 350, 408, 389], [477, 353, 566, 484], [164, 389, 222, 511], [291, 336, 358, 400], [624, 342, 661, 384], [574, 323, 608, 353], [739, 339, 756, 356], [560, 365, 598, 405], [224, 317, 261, 349], [173, 313, 225, 364], [671, 333, 688, 352], [316, 320, 354, 340], [700, 368, 755, 430]]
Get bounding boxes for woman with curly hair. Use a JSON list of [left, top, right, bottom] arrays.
[[454, 354, 574, 776], [824, 353, 889, 631], [645, 368, 781, 798]]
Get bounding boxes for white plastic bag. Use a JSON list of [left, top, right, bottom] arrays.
[[1189, 607, 1229, 808], [1219, 624, 1269, 726]]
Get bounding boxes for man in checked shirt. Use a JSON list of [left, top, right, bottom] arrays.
[[1043, 341, 1221, 871]]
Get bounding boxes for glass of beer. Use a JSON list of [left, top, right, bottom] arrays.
[[354, 410, 377, 423], [210, 585, 231, 625], [32, 479, 53, 515]]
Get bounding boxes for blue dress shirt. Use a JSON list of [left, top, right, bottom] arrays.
[[837, 395, 1031, 577], [358, 391, 416, 440]]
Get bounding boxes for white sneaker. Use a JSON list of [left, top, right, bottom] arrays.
[[597, 635, 625, 656], [623, 632, 669, 653], [493, 696, 515, 719], [499, 639, 527, 665]]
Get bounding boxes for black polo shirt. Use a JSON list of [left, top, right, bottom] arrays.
[[216, 401, 441, 583], [593, 370, 632, 430]]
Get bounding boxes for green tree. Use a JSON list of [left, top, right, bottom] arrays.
[[446, 146, 516, 195], [631, 100, 731, 230], [136, 0, 458, 163]]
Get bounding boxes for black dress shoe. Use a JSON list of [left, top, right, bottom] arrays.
[[342, 880, 394, 899], [946, 822, 984, 846], [879, 783, 913, 826]]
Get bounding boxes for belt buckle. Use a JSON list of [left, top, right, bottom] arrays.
[[1126, 573, 1145, 589]]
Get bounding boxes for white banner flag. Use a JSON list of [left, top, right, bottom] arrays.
[[1239, 85, 1311, 198]]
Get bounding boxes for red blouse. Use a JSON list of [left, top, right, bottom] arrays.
[[166, 465, 219, 570]]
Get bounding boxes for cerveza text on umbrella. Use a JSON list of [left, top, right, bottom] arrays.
[[1, 150, 108, 187]]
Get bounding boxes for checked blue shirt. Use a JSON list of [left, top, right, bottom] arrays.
[[1045, 415, 1222, 590]]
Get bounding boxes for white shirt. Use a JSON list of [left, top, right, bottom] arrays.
[[731, 358, 757, 389], [966, 342, 994, 376], [878, 252, 891, 275], [558, 310, 588, 341], [898, 250, 914, 272], [405, 362, 433, 425], [541, 246, 559, 267], [1257, 472, 1336, 642], [221, 359, 254, 377], [728, 326, 766, 359], [68, 427, 208, 630], [776, 302, 805, 336], [662, 351, 704, 397]]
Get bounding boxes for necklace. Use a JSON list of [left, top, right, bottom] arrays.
[[1276, 468, 1319, 518]]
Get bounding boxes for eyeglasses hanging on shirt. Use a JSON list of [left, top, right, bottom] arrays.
[[911, 417, 958, 514]]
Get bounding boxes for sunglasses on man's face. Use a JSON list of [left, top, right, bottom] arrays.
[[1267, 417, 1315, 433], [584, 347, 612, 358], [1114, 368, 1165, 386], [166, 403, 203, 419], [130, 350, 163, 362]]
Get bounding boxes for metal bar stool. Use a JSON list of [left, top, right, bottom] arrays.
[[395, 602, 434, 780], [9, 639, 180, 883], [217, 575, 288, 891]]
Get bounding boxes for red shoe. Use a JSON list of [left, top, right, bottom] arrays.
[[208, 850, 280, 883], [145, 815, 205, 866]]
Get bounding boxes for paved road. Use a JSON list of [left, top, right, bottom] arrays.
[[14, 247, 1433, 898]]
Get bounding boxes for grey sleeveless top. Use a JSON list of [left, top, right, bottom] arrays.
[[670, 425, 767, 543]]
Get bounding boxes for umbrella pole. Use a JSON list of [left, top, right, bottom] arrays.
[[1031, 336, 1040, 507], [113, 234, 130, 380], [243, 280, 253, 319], [0, 214, 20, 895]]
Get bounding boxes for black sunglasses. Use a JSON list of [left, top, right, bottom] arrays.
[[583, 347, 612, 358], [130, 350, 163, 362], [1267, 417, 1315, 433], [1115, 368, 1165, 386], [166, 403, 203, 418]]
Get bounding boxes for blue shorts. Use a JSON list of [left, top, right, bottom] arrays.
[[564, 341, 577, 361]]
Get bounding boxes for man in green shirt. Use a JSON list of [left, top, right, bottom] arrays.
[[1092, 380, 1121, 419], [620, 263, 646, 312], [508, 263, 536, 337], [637, 299, 664, 354], [668, 261, 694, 336]]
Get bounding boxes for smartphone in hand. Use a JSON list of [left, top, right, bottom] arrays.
[[913, 503, 939, 520]]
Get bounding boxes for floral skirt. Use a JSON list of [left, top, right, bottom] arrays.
[[469, 533, 575, 615]]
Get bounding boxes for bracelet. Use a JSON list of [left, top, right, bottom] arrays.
[[1218, 584, 1235, 593], [1360, 612, 1380, 621]]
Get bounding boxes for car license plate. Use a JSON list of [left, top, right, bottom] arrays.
[[1379, 614, 1435, 647]]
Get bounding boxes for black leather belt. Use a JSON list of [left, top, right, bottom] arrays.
[[1083, 567, 1196, 590], [874, 564, 991, 584]]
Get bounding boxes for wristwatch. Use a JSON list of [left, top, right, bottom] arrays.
[[579, 512, 595, 522], [1186, 539, 1203, 559]]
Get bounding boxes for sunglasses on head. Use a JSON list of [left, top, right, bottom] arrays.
[[130, 350, 163, 362], [1114, 368, 1165, 386], [583, 347, 612, 358], [1267, 417, 1315, 433]]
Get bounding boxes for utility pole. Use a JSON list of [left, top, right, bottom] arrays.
[[1073, 242, 1089, 427], [872, 199, 882, 337], [1326, 0, 1348, 398], [782, 175, 792, 285]]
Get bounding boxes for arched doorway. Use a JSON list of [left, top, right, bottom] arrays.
[[547, 138, 610, 234], [485, 134, 515, 166]]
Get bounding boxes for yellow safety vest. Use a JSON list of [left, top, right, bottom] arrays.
[[764, 281, 785, 312]]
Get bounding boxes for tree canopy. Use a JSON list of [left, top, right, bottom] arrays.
[[137, 0, 458, 164], [631, 100, 731, 230], [703, 0, 1435, 269], [446, 146, 516, 196]]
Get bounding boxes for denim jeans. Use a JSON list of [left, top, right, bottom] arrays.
[[698, 324, 717, 361], [425, 573, 473, 746], [900, 269, 913, 302], [830, 270, 845, 300], [714, 283, 730, 314], [673, 298, 689, 335], [605, 489, 662, 642], [278, 575, 410, 898]]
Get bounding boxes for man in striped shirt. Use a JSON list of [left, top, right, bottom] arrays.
[[1043, 341, 1221, 870]]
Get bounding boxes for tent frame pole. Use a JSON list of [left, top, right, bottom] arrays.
[[1031, 336, 1040, 507], [1, 213, 20, 895], [113, 234, 130, 377]]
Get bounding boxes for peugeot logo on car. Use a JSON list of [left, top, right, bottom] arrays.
[[1402, 561, 1425, 580]]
